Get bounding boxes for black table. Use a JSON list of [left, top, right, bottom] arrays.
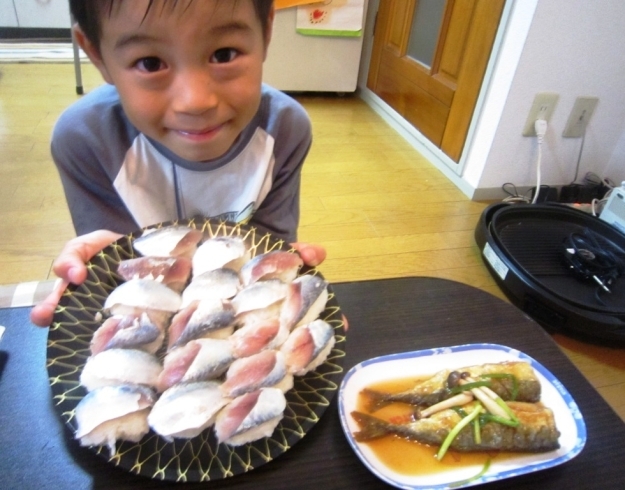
[[1, 277, 624, 489]]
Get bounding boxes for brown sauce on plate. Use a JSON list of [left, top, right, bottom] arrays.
[[356, 378, 520, 476]]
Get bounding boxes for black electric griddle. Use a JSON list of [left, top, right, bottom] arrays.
[[475, 202, 625, 342]]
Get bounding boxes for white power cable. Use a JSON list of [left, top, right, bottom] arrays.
[[532, 119, 547, 204]]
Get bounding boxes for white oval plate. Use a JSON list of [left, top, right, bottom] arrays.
[[338, 343, 586, 489]]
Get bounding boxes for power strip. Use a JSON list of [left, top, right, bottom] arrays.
[[559, 184, 606, 203], [599, 184, 625, 234]]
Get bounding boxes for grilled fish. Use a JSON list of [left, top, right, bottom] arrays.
[[363, 362, 541, 412], [352, 401, 560, 453]]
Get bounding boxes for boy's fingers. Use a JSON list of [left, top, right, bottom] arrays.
[[291, 242, 327, 267], [53, 230, 122, 282], [32, 230, 121, 328], [29, 280, 69, 327]]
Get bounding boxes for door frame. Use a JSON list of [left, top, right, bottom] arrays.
[[357, 0, 538, 198]]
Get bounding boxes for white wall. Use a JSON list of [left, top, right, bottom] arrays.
[[358, 0, 625, 199], [475, 0, 625, 194], [0, 0, 18, 27], [1, 0, 70, 29]]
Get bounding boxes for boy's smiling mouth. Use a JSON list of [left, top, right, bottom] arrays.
[[174, 124, 224, 139]]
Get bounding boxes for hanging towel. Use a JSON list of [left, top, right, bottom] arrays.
[[296, 0, 365, 37]]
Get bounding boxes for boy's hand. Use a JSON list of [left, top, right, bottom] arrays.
[[30, 230, 123, 327], [289, 242, 349, 330], [291, 242, 327, 267]]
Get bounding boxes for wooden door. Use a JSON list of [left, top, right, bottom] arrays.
[[367, 0, 505, 162]]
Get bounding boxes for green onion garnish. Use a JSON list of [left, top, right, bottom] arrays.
[[449, 458, 492, 488], [448, 380, 491, 395], [494, 397, 520, 425], [436, 404, 482, 461], [451, 407, 468, 418], [473, 417, 481, 444], [479, 412, 520, 427]]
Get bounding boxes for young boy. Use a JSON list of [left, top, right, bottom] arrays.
[[30, 0, 325, 326]]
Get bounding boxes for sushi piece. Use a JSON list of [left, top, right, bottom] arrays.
[[280, 275, 329, 330], [181, 268, 241, 308], [117, 256, 192, 293], [239, 251, 303, 286], [103, 278, 182, 318], [90, 312, 165, 355], [220, 350, 293, 398], [214, 388, 287, 446], [75, 384, 157, 456], [157, 338, 235, 392], [192, 236, 250, 276], [167, 298, 236, 350], [148, 381, 229, 441], [230, 280, 289, 329], [133, 225, 203, 258], [80, 349, 163, 391], [231, 279, 288, 317], [363, 362, 542, 412], [229, 318, 290, 358], [280, 320, 335, 376], [351, 401, 561, 453]]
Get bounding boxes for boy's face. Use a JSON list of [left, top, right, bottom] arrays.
[[80, 0, 272, 162]]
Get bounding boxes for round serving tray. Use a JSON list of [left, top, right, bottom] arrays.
[[47, 218, 346, 482]]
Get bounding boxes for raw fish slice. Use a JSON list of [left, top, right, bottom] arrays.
[[192, 236, 250, 276], [158, 338, 235, 392], [117, 256, 192, 293], [280, 320, 336, 376], [75, 384, 156, 456], [221, 350, 293, 398], [231, 279, 289, 316], [104, 278, 182, 317], [148, 381, 229, 441], [236, 301, 284, 329], [168, 298, 236, 350], [239, 251, 303, 286], [90, 312, 165, 355], [229, 319, 290, 358], [280, 275, 328, 330], [133, 225, 203, 258], [80, 349, 163, 391], [214, 388, 287, 446], [181, 268, 241, 308]]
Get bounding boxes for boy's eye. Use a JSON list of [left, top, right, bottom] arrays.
[[135, 57, 165, 73], [210, 48, 238, 64]]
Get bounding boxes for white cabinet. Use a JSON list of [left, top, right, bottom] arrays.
[[263, 6, 366, 93], [1, 0, 70, 29]]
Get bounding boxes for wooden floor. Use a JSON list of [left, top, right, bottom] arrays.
[[1, 63, 624, 422]]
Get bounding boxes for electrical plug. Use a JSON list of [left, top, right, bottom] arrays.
[[534, 119, 547, 139]]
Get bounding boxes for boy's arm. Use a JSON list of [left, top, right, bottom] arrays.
[[51, 85, 139, 236], [52, 134, 138, 236], [250, 90, 313, 243], [30, 230, 122, 327]]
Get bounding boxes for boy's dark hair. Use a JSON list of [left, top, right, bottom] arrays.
[[70, 0, 274, 50]]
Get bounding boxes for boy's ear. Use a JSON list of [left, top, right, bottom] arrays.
[[72, 25, 114, 84], [262, 4, 275, 61]]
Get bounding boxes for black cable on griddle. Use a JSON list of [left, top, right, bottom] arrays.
[[563, 229, 625, 306]]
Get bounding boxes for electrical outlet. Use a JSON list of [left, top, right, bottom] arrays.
[[562, 96, 598, 138], [522, 92, 559, 136]]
